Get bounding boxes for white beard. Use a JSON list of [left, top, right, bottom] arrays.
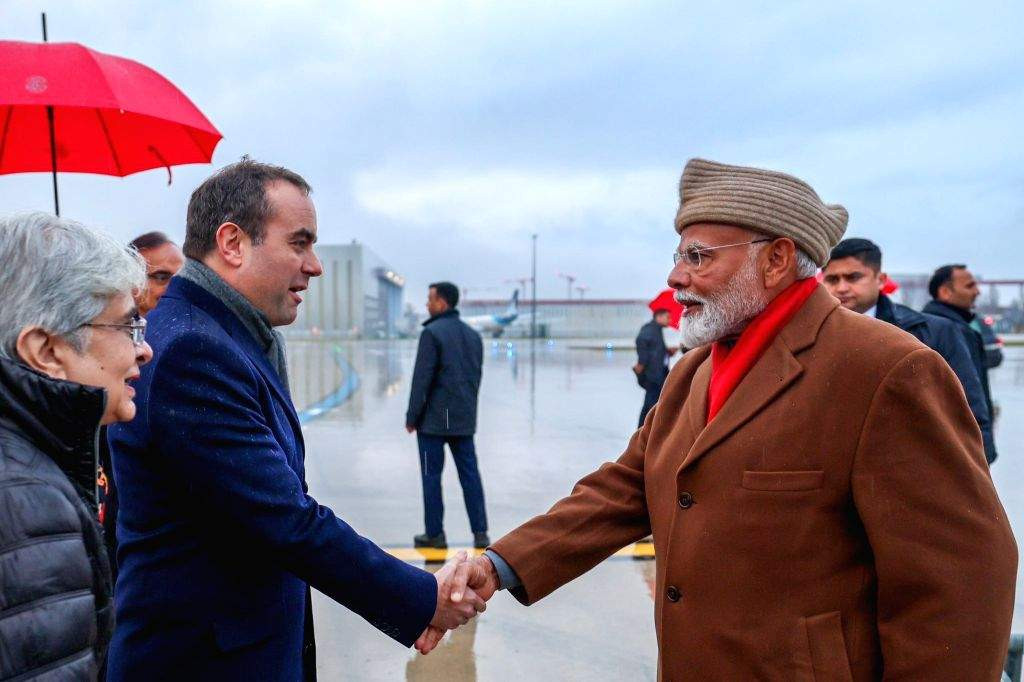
[[677, 253, 770, 348]]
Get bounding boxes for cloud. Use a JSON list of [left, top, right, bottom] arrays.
[[1, 0, 1022, 296], [353, 167, 678, 246]]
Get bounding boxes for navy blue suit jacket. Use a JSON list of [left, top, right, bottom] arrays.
[[107, 278, 435, 681]]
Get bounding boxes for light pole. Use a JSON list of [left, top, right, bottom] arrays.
[[574, 285, 589, 299], [531, 234, 538, 338]]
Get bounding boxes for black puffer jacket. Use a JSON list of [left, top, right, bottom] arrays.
[[406, 310, 483, 436], [0, 356, 114, 680]]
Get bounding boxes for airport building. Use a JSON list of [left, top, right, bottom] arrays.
[[289, 242, 406, 339], [888, 273, 931, 310], [460, 296, 652, 339]]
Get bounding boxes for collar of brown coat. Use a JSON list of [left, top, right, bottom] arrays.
[[676, 284, 839, 473]]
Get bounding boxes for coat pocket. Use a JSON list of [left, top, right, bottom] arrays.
[[212, 606, 280, 652], [742, 470, 824, 492], [802, 611, 854, 682]]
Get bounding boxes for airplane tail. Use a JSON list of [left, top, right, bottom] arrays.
[[507, 289, 519, 314]]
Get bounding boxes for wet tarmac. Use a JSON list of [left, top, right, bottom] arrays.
[[287, 338, 1024, 680]]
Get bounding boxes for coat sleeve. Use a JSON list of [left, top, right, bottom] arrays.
[[406, 330, 439, 428], [489, 411, 653, 605], [933, 320, 997, 463], [851, 347, 1016, 679], [148, 336, 437, 647]]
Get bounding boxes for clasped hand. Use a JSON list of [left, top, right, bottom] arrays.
[[415, 551, 499, 654]]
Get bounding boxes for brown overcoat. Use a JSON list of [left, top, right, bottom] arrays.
[[491, 286, 1017, 681]]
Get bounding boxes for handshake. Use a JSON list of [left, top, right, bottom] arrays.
[[417, 551, 500, 654]]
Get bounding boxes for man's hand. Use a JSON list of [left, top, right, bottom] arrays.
[[414, 554, 500, 654], [406, 425, 416, 434]]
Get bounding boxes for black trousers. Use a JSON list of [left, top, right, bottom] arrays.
[[417, 433, 488, 537], [639, 383, 663, 428]]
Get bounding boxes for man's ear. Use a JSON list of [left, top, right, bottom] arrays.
[[878, 271, 889, 291], [213, 222, 247, 269], [762, 238, 797, 289], [15, 327, 71, 379]]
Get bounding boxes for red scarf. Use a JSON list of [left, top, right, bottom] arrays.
[[706, 278, 818, 422]]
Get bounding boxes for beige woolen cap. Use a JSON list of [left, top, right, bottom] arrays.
[[674, 158, 848, 266]]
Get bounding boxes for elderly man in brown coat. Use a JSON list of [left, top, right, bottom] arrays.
[[425, 158, 1018, 680]]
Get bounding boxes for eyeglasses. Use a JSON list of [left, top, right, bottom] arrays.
[[83, 316, 147, 346], [672, 238, 773, 270], [147, 271, 174, 284]]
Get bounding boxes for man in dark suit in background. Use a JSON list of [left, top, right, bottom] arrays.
[[634, 308, 675, 427], [107, 159, 482, 680], [406, 281, 489, 550], [823, 239, 996, 463], [923, 264, 999, 463]]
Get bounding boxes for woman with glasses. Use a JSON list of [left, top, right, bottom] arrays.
[[0, 211, 152, 680]]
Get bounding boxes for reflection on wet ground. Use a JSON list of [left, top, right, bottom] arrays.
[[287, 339, 1024, 680]]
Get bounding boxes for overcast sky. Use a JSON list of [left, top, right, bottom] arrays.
[[2, 1, 1022, 300]]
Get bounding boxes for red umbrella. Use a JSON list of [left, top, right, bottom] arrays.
[[0, 28, 221, 214], [648, 289, 684, 330]]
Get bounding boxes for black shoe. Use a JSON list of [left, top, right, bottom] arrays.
[[414, 532, 447, 549], [473, 532, 491, 549]]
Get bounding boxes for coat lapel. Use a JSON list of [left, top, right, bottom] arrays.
[[680, 353, 711, 439], [677, 285, 838, 473], [166, 278, 303, 440]]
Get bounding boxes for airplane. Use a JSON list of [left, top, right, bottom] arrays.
[[464, 290, 519, 338]]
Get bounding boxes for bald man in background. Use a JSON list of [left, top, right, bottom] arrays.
[[130, 231, 184, 316]]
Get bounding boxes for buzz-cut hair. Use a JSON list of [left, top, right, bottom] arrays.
[[429, 281, 459, 308], [129, 230, 174, 252], [828, 238, 882, 271], [929, 264, 967, 299]]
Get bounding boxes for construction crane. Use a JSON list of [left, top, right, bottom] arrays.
[[504, 277, 532, 300], [557, 272, 576, 300]]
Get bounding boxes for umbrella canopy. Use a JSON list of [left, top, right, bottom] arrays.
[[648, 289, 684, 330], [0, 40, 221, 180]]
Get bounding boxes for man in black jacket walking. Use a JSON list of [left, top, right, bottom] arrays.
[[406, 282, 489, 549], [823, 240, 996, 462], [634, 308, 675, 427], [923, 263, 998, 462]]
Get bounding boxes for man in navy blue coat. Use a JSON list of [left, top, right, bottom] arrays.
[[823, 239, 995, 463], [107, 160, 482, 680], [406, 282, 488, 551], [633, 309, 674, 427]]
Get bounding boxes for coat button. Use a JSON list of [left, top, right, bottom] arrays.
[[678, 492, 694, 509], [666, 586, 681, 602]]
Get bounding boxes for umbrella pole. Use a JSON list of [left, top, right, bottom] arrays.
[[46, 106, 59, 217], [41, 13, 60, 216]]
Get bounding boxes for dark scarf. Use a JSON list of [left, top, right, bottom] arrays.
[[178, 259, 289, 389]]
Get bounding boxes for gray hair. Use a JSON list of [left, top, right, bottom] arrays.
[[795, 248, 819, 279], [0, 212, 146, 360]]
